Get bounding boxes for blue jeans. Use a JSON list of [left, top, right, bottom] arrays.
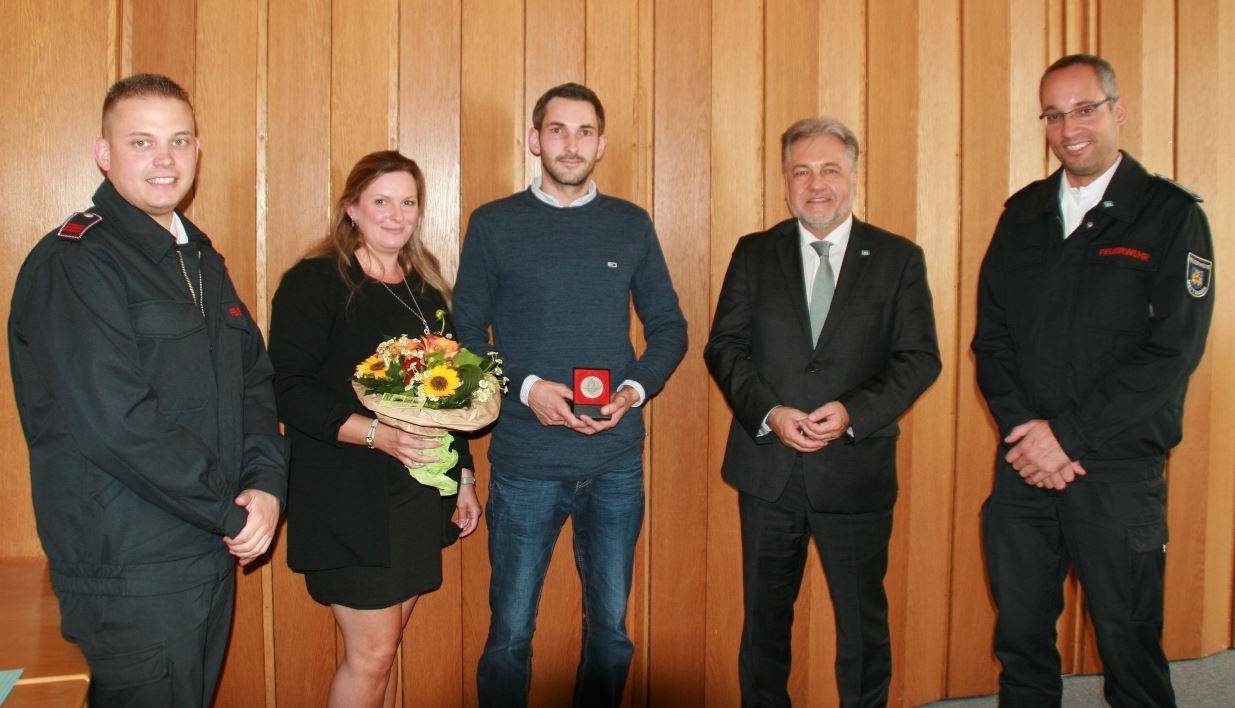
[[477, 462, 644, 708]]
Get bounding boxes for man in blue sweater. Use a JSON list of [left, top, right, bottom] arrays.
[[453, 82, 687, 707]]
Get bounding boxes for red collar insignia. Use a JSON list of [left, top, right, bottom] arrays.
[[228, 306, 244, 318]]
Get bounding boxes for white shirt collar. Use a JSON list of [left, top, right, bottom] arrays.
[[797, 213, 853, 253], [1058, 153, 1121, 238], [170, 213, 189, 245], [531, 176, 598, 208], [1059, 152, 1122, 203]]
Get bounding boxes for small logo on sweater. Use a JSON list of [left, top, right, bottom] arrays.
[[607, 261, 618, 268]]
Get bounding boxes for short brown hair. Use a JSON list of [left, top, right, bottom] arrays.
[[1041, 54, 1120, 100], [531, 83, 606, 134], [101, 73, 194, 131]]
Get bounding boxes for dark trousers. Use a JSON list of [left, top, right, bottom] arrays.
[[983, 457, 1175, 707], [738, 465, 894, 708], [57, 572, 235, 708]]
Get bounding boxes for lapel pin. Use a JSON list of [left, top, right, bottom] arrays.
[[860, 249, 870, 256], [1102, 200, 1115, 208]]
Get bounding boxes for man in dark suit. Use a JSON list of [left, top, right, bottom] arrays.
[[705, 116, 940, 707]]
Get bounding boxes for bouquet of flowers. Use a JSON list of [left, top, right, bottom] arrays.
[[352, 310, 505, 495]]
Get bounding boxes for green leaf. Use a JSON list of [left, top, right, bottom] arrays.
[[453, 349, 483, 368]]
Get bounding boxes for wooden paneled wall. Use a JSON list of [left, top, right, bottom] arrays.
[[1, 1, 1231, 705]]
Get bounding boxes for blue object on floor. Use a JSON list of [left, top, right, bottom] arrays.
[[0, 668, 23, 705]]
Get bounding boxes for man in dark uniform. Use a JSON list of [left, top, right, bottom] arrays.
[[8, 74, 287, 707], [974, 54, 1213, 707]]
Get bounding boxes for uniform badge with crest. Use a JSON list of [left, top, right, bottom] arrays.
[[1186, 252, 1212, 298]]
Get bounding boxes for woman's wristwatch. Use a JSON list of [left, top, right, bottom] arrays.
[[460, 474, 477, 485]]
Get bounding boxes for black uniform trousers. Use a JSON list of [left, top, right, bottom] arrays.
[[738, 462, 894, 707], [58, 570, 235, 707], [983, 456, 1173, 708]]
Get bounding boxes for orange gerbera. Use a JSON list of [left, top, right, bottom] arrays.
[[425, 335, 460, 359]]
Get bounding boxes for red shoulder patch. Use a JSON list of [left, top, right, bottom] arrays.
[[228, 306, 244, 318], [56, 211, 103, 240]]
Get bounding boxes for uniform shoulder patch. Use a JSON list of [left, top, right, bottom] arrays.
[[1187, 252, 1212, 298], [56, 211, 103, 240], [1153, 174, 1203, 202]]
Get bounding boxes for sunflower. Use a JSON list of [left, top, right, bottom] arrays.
[[423, 364, 461, 399], [355, 355, 389, 378]]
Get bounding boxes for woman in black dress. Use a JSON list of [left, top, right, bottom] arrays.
[[269, 151, 480, 708]]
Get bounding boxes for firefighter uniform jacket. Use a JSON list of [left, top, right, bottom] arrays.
[[9, 179, 288, 596], [973, 152, 1214, 465]]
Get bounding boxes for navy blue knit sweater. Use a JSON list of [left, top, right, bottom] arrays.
[[452, 188, 687, 480]]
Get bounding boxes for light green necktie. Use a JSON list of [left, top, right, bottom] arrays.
[[809, 240, 834, 343]]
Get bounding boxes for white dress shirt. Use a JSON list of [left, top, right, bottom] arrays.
[[170, 213, 188, 244], [1059, 153, 1121, 238], [519, 178, 646, 409], [759, 214, 855, 436]]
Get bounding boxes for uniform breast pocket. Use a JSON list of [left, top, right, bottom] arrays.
[[1084, 251, 1155, 334], [131, 300, 206, 339], [130, 300, 211, 410]]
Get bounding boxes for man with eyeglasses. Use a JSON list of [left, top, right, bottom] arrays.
[[973, 54, 1213, 706]]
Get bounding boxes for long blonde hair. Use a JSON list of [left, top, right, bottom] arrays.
[[307, 150, 452, 303]]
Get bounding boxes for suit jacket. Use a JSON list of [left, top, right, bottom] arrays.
[[705, 217, 940, 513]]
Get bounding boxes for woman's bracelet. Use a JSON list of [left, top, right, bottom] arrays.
[[364, 418, 380, 448], [460, 475, 477, 485]]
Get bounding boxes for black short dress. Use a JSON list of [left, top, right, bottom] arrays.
[[269, 256, 472, 610]]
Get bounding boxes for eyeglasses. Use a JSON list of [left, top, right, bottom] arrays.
[[1039, 96, 1116, 125]]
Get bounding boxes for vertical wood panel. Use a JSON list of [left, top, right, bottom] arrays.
[[817, 0, 867, 217], [331, 0, 399, 202], [867, 1, 922, 706], [649, 0, 710, 703], [522, 0, 585, 188], [947, 0, 1012, 696], [0, 0, 111, 561], [267, 0, 335, 704], [897, 0, 962, 703], [401, 0, 463, 281], [399, 2, 466, 705], [1169, 0, 1234, 660], [128, 0, 195, 93], [1207, 0, 1235, 658], [459, 2, 524, 705], [706, 1, 763, 705]]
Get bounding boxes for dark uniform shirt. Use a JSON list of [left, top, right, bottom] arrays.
[[8, 180, 288, 596], [973, 152, 1214, 466]]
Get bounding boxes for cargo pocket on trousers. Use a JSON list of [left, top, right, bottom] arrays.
[[90, 642, 173, 703], [1126, 520, 1168, 623]]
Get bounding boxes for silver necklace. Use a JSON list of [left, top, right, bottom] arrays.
[[378, 277, 430, 335]]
